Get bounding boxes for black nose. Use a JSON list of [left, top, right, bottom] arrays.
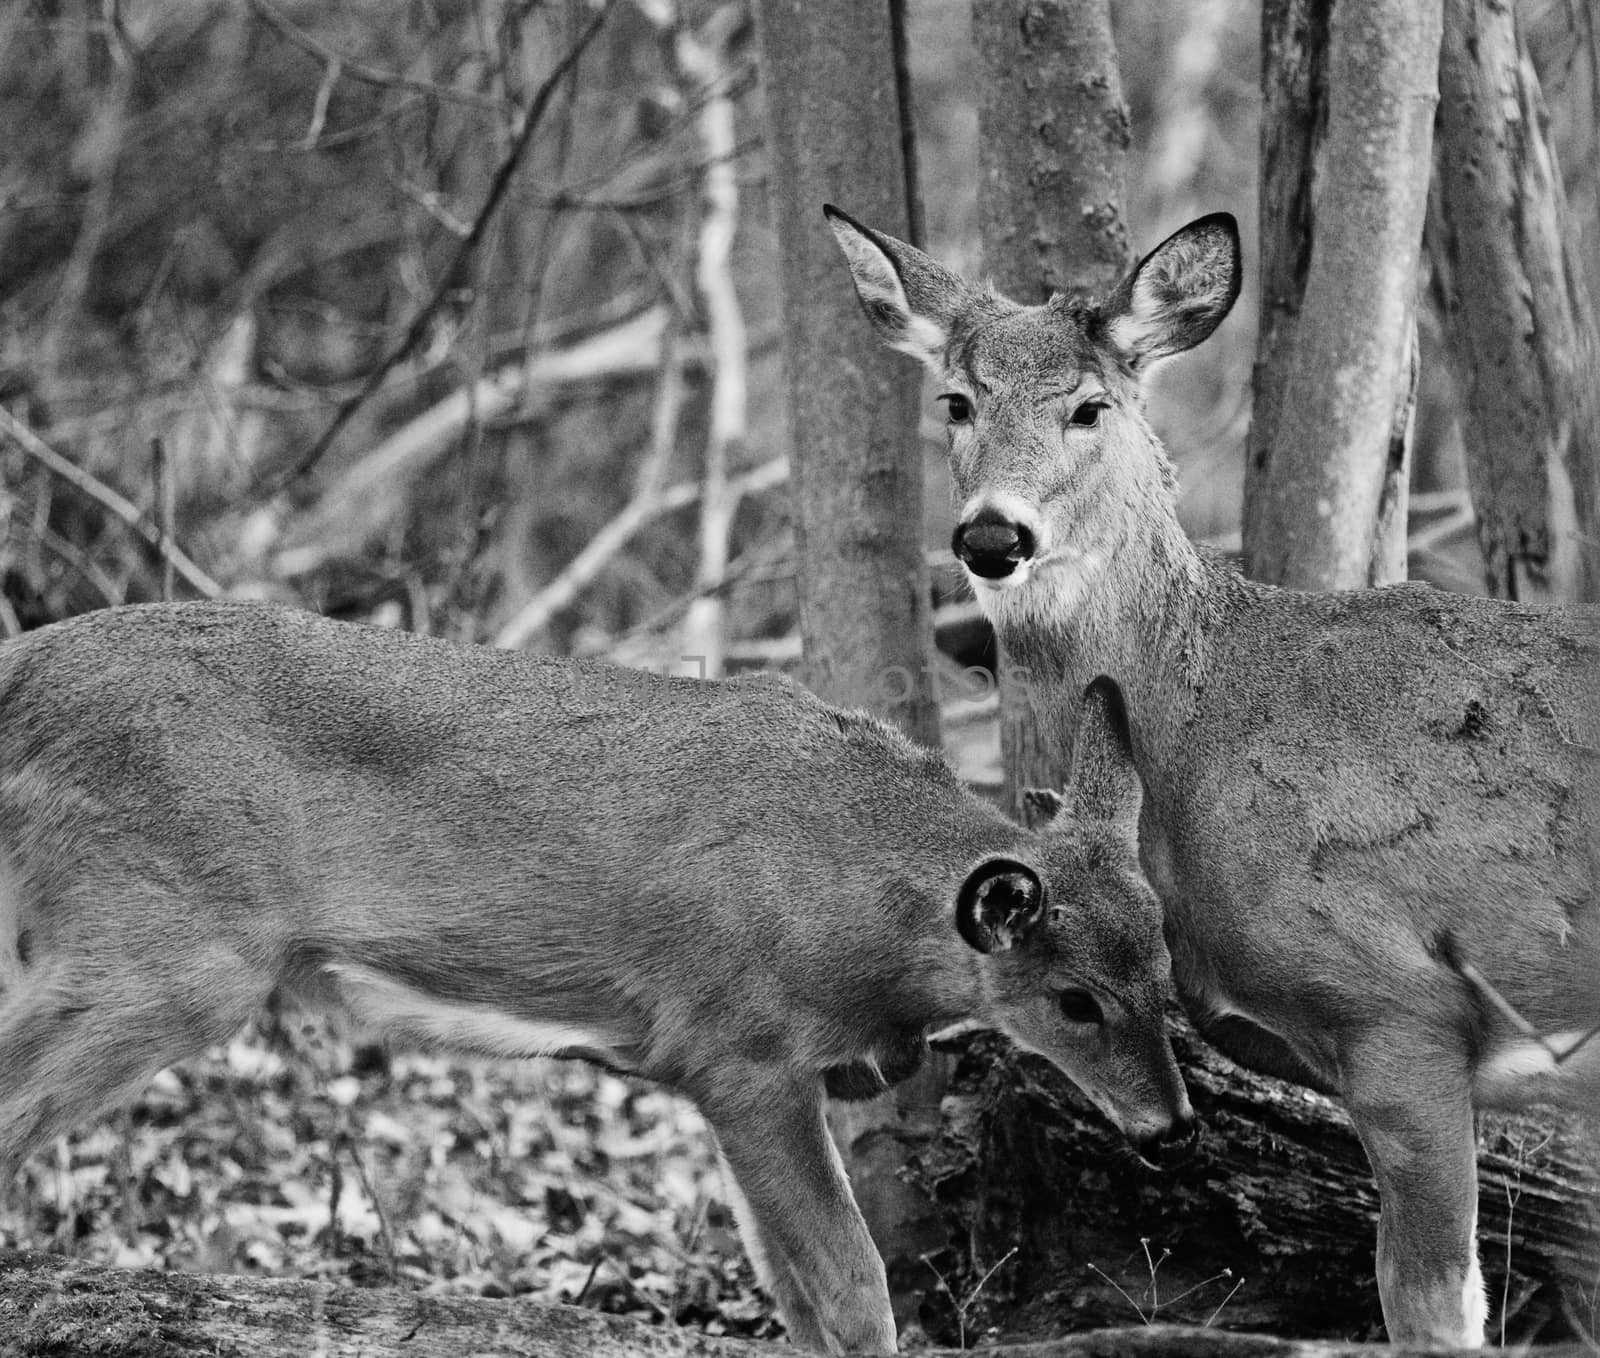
[[1132, 1111, 1200, 1170], [952, 508, 1036, 579]]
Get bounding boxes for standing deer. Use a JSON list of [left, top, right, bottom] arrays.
[[0, 599, 1190, 1355], [828, 204, 1600, 1347]]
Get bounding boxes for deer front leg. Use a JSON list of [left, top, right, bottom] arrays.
[[713, 1148, 832, 1354], [702, 1073, 895, 1355], [1344, 1039, 1485, 1347]]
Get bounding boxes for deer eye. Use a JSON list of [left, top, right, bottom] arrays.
[[1058, 990, 1104, 1026], [940, 393, 973, 425], [1068, 401, 1106, 428]]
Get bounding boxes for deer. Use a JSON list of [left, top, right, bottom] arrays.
[[827, 203, 1600, 1347], [0, 598, 1191, 1355]]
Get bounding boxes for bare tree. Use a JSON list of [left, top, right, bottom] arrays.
[[1432, 0, 1600, 602], [972, 0, 1132, 813], [1243, 0, 1444, 589], [754, 0, 943, 1321]]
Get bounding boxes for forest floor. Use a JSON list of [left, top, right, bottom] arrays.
[[0, 1012, 780, 1344]]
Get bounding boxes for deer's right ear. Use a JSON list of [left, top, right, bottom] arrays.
[[1068, 678, 1143, 842], [824, 204, 962, 369], [1101, 212, 1241, 370], [957, 858, 1047, 954]]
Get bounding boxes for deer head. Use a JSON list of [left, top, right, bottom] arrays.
[[825, 205, 1240, 609]]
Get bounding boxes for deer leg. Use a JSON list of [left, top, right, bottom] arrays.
[[1343, 1039, 1485, 1348], [701, 1073, 894, 1355], [712, 1148, 831, 1353], [0, 918, 268, 1181]]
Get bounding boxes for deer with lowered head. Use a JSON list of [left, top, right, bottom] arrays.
[[0, 599, 1190, 1355], [828, 204, 1600, 1347]]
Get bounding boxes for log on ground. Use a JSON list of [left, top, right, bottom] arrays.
[[2, 1248, 1594, 1358], [912, 1026, 1599, 1344]]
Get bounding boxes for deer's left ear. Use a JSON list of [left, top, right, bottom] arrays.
[[824, 204, 967, 369], [1101, 213, 1241, 370]]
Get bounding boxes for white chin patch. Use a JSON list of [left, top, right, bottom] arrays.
[[968, 567, 1031, 593], [970, 552, 1102, 625]]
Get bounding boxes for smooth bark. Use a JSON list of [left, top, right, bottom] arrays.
[[1243, 0, 1442, 590]]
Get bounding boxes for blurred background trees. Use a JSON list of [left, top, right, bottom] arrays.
[[1, 0, 1597, 1347]]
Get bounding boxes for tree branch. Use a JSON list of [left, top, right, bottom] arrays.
[[278, 4, 611, 487], [273, 307, 672, 578], [492, 458, 788, 651], [248, 0, 511, 115], [0, 407, 223, 600]]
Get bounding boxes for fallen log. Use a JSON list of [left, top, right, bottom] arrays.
[[908, 1025, 1599, 1345], [1, 1248, 1592, 1358]]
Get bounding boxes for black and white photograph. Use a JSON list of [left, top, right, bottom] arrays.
[[0, 0, 1596, 1353]]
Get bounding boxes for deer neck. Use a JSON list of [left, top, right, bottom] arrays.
[[982, 445, 1227, 765]]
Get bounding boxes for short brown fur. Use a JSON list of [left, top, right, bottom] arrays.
[[0, 600, 1188, 1355], [829, 204, 1600, 1348]]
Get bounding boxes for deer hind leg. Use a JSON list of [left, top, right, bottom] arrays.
[[701, 1071, 895, 1356], [1344, 1035, 1485, 1348], [0, 891, 272, 1182]]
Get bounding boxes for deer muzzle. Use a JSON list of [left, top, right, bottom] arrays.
[[1129, 1107, 1201, 1170], [952, 507, 1036, 579]]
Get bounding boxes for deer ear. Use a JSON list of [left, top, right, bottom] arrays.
[[1101, 213, 1240, 369], [824, 203, 964, 369], [957, 857, 1047, 954], [1067, 678, 1143, 842]]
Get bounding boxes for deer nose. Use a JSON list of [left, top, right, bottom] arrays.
[[1131, 1109, 1200, 1170], [952, 508, 1036, 579]]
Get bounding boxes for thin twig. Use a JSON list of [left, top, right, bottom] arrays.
[[249, 0, 510, 114], [28, 521, 124, 609], [0, 407, 223, 599], [280, 4, 611, 486], [151, 436, 174, 602], [1203, 1275, 1245, 1327], [493, 457, 788, 650], [588, 538, 788, 660]]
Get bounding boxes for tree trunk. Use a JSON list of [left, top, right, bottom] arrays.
[[908, 1024, 1599, 1345], [8, 1249, 1595, 1358], [753, 0, 943, 1323], [970, 0, 1132, 815], [753, 0, 939, 746], [1432, 0, 1600, 603], [1243, 0, 1443, 590], [1521, 0, 1600, 321]]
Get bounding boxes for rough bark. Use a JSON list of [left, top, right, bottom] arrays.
[[8, 1249, 1597, 1358], [753, 0, 943, 1322], [1243, 0, 1443, 590], [971, 0, 1131, 816], [1432, 0, 1600, 603], [909, 1025, 1599, 1345], [1521, 0, 1600, 320], [752, 0, 939, 745]]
